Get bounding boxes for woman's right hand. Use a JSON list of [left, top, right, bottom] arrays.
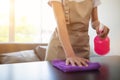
[[66, 56, 89, 67]]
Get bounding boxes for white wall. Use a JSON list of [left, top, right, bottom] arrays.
[[89, 0, 120, 56]]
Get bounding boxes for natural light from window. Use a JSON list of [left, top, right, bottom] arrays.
[[0, 0, 56, 43]]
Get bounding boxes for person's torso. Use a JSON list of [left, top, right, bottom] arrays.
[[62, 0, 93, 25]]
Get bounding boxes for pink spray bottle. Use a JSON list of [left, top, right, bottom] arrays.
[[94, 23, 110, 55]]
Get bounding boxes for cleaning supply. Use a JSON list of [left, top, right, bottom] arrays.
[[52, 60, 101, 72], [94, 23, 110, 55]]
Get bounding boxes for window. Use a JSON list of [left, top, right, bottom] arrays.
[[0, 0, 9, 42], [0, 0, 56, 43]]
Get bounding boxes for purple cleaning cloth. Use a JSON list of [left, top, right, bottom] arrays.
[[52, 60, 101, 72]]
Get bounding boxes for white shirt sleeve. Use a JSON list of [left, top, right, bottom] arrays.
[[93, 0, 101, 7], [49, 0, 62, 3], [48, 0, 62, 6]]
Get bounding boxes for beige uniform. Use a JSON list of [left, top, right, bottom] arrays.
[[45, 0, 101, 60]]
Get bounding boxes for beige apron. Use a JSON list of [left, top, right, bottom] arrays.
[[45, 0, 93, 61]]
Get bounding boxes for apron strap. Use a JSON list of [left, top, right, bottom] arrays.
[[62, 0, 70, 24]]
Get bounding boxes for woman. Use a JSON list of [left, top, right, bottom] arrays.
[[45, 0, 109, 66]]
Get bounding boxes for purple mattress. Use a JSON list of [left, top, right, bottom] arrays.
[[52, 60, 101, 72]]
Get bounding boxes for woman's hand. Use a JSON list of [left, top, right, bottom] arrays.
[[96, 25, 110, 39], [66, 56, 89, 67], [91, 7, 110, 39]]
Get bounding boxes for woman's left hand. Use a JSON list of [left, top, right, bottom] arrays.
[[96, 25, 110, 39]]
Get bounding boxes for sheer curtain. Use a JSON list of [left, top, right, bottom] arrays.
[[0, 0, 56, 43]]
